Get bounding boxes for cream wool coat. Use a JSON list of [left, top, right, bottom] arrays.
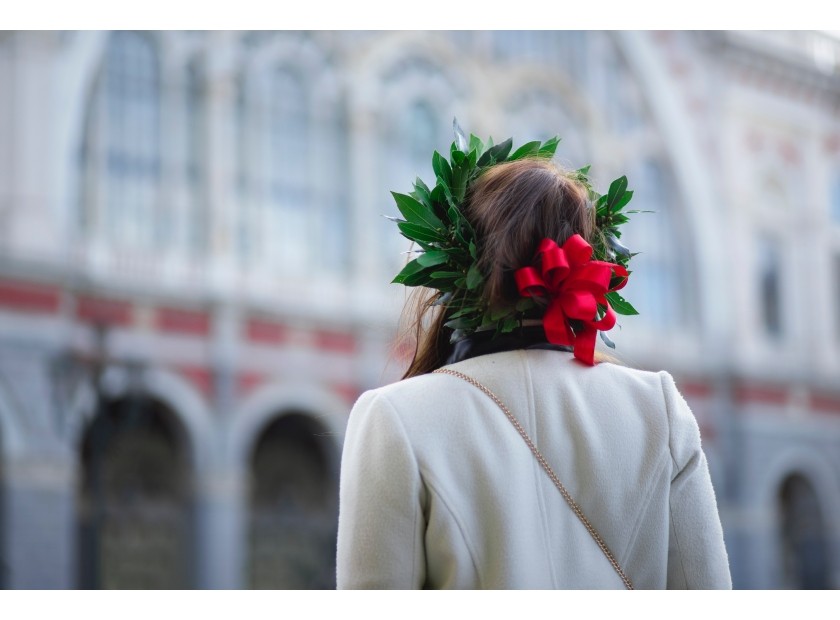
[[336, 349, 732, 589]]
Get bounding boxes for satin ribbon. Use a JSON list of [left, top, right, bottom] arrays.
[[514, 235, 629, 365]]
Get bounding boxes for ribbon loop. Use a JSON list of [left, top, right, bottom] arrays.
[[514, 234, 629, 366]]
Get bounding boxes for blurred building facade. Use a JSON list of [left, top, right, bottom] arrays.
[[0, 30, 838, 589]]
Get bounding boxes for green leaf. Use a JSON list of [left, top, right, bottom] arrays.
[[576, 164, 591, 176], [538, 136, 561, 157], [605, 291, 639, 316], [489, 306, 511, 321], [509, 140, 541, 161], [469, 134, 484, 155], [467, 148, 477, 168], [468, 241, 477, 260], [430, 184, 447, 205], [432, 151, 452, 185], [500, 317, 518, 333], [391, 258, 425, 284], [595, 194, 609, 210], [411, 177, 432, 208], [515, 297, 536, 312], [607, 176, 628, 204], [437, 177, 457, 209], [611, 189, 634, 212], [397, 221, 445, 244], [430, 270, 463, 279], [403, 265, 442, 286], [416, 250, 449, 267], [444, 317, 479, 331], [392, 192, 444, 231], [466, 263, 483, 290], [451, 149, 466, 166], [448, 306, 478, 319], [477, 138, 512, 166]]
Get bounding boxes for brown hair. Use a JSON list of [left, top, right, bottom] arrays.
[[397, 157, 601, 379]]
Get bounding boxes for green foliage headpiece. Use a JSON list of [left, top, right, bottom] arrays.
[[390, 119, 642, 355]]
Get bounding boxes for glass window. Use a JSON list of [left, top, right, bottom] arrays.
[[757, 234, 783, 339], [235, 73, 255, 265], [831, 173, 840, 224], [185, 59, 206, 258], [834, 254, 840, 342], [318, 100, 350, 274], [264, 68, 309, 272], [100, 31, 161, 250], [0, 36, 12, 241]]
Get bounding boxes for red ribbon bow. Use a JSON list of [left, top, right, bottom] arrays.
[[514, 234, 629, 365]]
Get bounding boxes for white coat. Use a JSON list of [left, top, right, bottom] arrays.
[[336, 349, 732, 589]]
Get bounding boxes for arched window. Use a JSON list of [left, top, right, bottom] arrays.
[[756, 234, 784, 339], [248, 412, 338, 589], [779, 474, 829, 589], [236, 53, 348, 276], [77, 396, 191, 588], [317, 98, 350, 274], [263, 68, 309, 272], [82, 31, 162, 250], [184, 58, 207, 258]]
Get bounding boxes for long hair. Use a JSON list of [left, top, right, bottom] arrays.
[[397, 157, 600, 379]]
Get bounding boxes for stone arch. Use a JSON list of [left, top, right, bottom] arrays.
[[67, 366, 215, 472], [778, 473, 830, 588], [613, 31, 725, 346], [229, 381, 346, 470], [75, 374, 203, 588], [228, 382, 346, 589], [753, 445, 840, 588]]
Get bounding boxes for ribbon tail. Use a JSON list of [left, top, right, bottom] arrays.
[[544, 301, 574, 347], [573, 326, 598, 366]]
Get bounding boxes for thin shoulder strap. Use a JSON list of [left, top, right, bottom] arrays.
[[433, 367, 634, 590]]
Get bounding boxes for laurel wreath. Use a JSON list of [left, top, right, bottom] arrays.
[[389, 119, 643, 345]]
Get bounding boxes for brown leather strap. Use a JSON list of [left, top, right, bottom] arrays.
[[433, 367, 634, 590]]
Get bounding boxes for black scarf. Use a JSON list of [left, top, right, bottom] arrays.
[[445, 325, 573, 365]]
